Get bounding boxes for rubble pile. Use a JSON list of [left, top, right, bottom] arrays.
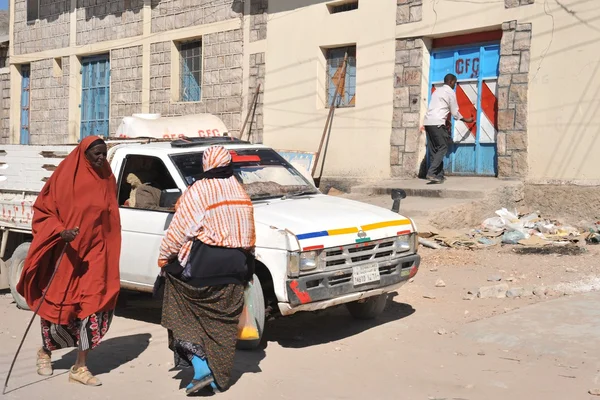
[[419, 208, 600, 251]]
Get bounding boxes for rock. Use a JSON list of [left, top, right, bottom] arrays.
[[477, 351, 486, 356], [435, 279, 446, 287], [408, 278, 415, 283], [463, 294, 475, 300], [423, 294, 437, 299], [565, 267, 578, 273], [506, 287, 523, 298], [563, 288, 576, 296], [429, 267, 438, 272], [487, 275, 502, 282], [436, 328, 447, 335], [477, 283, 509, 299], [327, 187, 345, 196], [522, 287, 534, 297], [506, 276, 515, 282], [589, 388, 600, 396], [334, 347, 342, 352], [533, 286, 548, 296]]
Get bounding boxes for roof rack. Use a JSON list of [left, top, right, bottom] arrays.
[[170, 136, 250, 148]]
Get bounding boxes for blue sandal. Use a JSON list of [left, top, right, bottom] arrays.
[[185, 356, 214, 396]]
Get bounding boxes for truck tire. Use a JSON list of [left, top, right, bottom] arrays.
[[346, 294, 388, 320], [236, 275, 265, 351], [7, 242, 31, 311]]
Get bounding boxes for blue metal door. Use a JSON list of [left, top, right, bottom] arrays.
[[20, 65, 30, 145], [428, 44, 500, 176], [80, 55, 110, 139]]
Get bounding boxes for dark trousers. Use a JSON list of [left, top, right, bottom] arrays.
[[425, 125, 451, 179]]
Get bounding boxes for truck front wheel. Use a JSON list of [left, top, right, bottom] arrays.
[[236, 274, 265, 351], [346, 294, 388, 320], [7, 242, 31, 311]]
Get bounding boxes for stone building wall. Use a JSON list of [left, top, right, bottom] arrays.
[[250, 0, 267, 42], [390, 38, 424, 177], [76, 0, 144, 45], [150, 0, 242, 33], [247, 52, 264, 143], [397, 0, 422, 25], [12, 0, 70, 55], [110, 45, 143, 134], [497, 21, 532, 178], [149, 29, 244, 136], [0, 72, 10, 143], [29, 58, 70, 144]]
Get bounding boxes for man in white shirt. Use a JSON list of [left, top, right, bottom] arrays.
[[423, 73, 474, 183]]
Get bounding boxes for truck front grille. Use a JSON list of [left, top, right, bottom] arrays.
[[323, 238, 405, 269]]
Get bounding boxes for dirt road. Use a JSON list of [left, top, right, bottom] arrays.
[[1, 245, 599, 400]]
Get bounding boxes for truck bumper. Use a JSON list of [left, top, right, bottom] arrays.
[[278, 253, 420, 316]]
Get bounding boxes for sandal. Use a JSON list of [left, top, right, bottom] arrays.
[[36, 348, 53, 376], [185, 375, 214, 396], [68, 366, 102, 386]]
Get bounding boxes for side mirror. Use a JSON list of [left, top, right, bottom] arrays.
[[160, 188, 182, 209], [391, 189, 407, 214]]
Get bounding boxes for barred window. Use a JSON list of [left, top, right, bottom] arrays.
[[326, 46, 356, 107], [179, 41, 202, 102]]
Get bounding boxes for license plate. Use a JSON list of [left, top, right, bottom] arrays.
[[352, 264, 381, 286]]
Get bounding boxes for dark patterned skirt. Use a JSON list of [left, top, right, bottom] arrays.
[[161, 274, 244, 390], [40, 311, 113, 352]]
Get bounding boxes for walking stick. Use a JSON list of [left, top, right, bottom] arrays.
[[3, 242, 69, 395]]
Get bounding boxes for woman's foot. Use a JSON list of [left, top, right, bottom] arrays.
[[185, 356, 214, 395], [36, 348, 53, 376], [68, 366, 102, 386]]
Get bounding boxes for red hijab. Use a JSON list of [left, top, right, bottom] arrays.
[[17, 136, 121, 325]]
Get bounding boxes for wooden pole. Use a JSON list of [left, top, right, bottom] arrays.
[[311, 53, 348, 178], [240, 84, 261, 141]]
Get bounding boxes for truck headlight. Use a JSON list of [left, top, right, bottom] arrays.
[[395, 234, 412, 252], [300, 250, 322, 272]]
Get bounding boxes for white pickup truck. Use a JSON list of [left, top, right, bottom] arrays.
[[0, 136, 420, 349]]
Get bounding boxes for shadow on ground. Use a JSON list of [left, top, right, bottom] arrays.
[[52, 333, 152, 375], [265, 295, 416, 349]]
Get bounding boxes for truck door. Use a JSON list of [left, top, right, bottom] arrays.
[[115, 154, 182, 288]]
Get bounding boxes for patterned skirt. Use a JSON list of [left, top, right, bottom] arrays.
[[40, 311, 113, 352], [161, 274, 244, 390]]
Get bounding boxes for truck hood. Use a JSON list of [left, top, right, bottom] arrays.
[[253, 194, 414, 250]]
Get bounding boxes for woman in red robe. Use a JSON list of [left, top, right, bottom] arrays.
[[16, 135, 121, 387]]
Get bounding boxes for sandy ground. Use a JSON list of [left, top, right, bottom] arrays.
[[1, 242, 599, 400]]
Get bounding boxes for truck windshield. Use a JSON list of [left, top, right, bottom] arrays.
[[170, 149, 318, 200]]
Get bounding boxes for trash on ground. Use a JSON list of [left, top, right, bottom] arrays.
[[421, 208, 590, 251]]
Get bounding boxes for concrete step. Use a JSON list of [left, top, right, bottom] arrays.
[[351, 177, 515, 199], [340, 194, 473, 217]]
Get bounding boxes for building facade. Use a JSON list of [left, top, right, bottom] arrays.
[[3, 0, 600, 184]]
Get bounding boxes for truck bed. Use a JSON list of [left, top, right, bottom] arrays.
[[0, 144, 76, 231]]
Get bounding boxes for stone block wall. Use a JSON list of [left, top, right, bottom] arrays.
[[110, 45, 143, 134], [397, 0, 422, 25], [497, 21, 531, 178], [149, 29, 244, 136], [0, 72, 10, 143], [13, 0, 70, 55], [250, 0, 267, 42], [391, 38, 424, 177], [29, 58, 70, 144], [505, 0, 534, 8], [151, 0, 243, 33], [76, 0, 143, 45], [247, 52, 264, 143]]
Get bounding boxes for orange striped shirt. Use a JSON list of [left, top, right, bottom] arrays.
[[158, 146, 256, 268]]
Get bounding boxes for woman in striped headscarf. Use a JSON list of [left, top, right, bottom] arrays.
[[157, 145, 256, 395]]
